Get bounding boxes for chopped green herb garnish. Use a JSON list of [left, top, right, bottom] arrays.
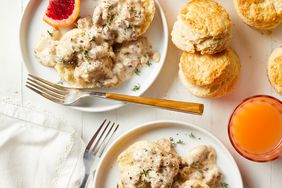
[[132, 84, 140, 91], [59, 58, 65, 63], [106, 4, 113, 10], [84, 50, 90, 59], [169, 137, 177, 146], [134, 10, 138, 16], [189, 132, 196, 139], [142, 169, 148, 177], [127, 24, 133, 30], [90, 36, 96, 43], [47, 30, 53, 37], [146, 61, 152, 66], [176, 139, 185, 144], [134, 68, 141, 75], [221, 182, 228, 188], [106, 14, 115, 26]]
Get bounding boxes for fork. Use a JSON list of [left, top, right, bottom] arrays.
[[26, 74, 204, 115], [79, 119, 119, 188]]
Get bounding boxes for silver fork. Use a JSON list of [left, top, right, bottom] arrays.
[[25, 74, 204, 115], [80, 119, 119, 188]]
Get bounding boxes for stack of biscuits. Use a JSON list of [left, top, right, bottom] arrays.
[[171, 0, 241, 98]]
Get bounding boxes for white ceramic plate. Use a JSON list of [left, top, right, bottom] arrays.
[[94, 120, 243, 188], [19, 0, 168, 112]]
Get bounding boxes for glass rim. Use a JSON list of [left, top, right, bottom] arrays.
[[228, 95, 282, 162]]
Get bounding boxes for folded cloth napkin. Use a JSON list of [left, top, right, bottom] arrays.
[[0, 100, 85, 188]]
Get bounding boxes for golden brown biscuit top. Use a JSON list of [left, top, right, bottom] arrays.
[[180, 0, 231, 37], [235, 0, 282, 24], [180, 48, 236, 87], [140, 0, 156, 35], [268, 48, 282, 91]]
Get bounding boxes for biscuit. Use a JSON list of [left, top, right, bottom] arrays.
[[268, 47, 282, 95], [117, 140, 179, 188], [140, 0, 156, 35], [34, 29, 61, 67], [54, 63, 76, 85], [179, 48, 241, 98], [171, 0, 232, 54], [234, 0, 282, 30]]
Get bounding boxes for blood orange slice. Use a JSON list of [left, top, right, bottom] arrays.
[[43, 0, 80, 28]]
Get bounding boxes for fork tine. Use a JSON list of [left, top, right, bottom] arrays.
[[28, 77, 67, 95], [28, 74, 67, 91], [89, 121, 111, 153], [93, 122, 115, 155], [97, 123, 119, 157], [26, 81, 65, 100], [26, 84, 64, 104], [85, 119, 107, 152]]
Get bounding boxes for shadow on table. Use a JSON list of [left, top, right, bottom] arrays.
[[142, 40, 181, 99]]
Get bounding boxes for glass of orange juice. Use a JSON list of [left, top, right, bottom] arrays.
[[228, 95, 282, 162]]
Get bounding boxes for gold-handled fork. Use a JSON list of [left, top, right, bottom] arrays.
[[26, 74, 204, 115]]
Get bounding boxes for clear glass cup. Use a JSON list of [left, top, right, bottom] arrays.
[[228, 95, 282, 162]]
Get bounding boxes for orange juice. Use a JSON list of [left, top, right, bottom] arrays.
[[229, 95, 282, 162]]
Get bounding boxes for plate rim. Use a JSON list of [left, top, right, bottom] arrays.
[[93, 120, 244, 188], [19, 0, 169, 112]]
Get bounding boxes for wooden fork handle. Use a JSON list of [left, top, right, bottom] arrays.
[[105, 93, 204, 115]]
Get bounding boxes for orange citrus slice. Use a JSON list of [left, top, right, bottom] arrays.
[[43, 0, 80, 28]]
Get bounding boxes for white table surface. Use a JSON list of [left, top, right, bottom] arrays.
[[1, 0, 282, 187]]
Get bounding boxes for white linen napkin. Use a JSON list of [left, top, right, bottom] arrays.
[[0, 100, 85, 188]]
